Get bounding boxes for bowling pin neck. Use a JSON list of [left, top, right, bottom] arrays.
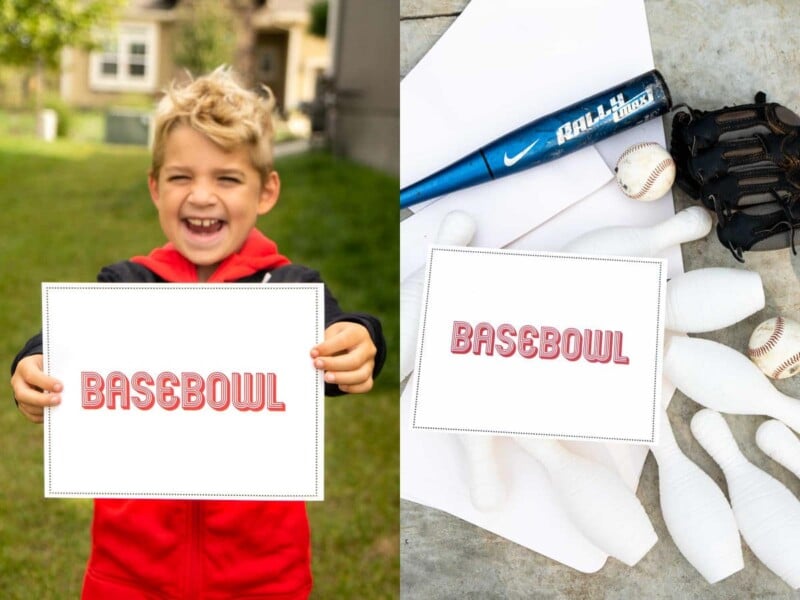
[[756, 419, 800, 478], [659, 206, 713, 245], [767, 392, 800, 435], [562, 206, 712, 257], [642, 206, 713, 253], [650, 412, 682, 462], [690, 409, 749, 472], [756, 419, 797, 456], [515, 437, 562, 466]]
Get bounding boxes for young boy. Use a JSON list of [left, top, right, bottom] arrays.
[[10, 67, 386, 599]]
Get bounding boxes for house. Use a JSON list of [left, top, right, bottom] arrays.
[[59, 0, 329, 115], [325, 0, 398, 175]]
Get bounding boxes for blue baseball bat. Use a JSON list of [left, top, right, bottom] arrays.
[[400, 69, 672, 208]]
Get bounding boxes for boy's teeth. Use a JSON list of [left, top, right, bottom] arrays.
[[188, 218, 217, 226]]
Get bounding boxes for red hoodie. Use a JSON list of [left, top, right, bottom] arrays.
[[82, 230, 311, 599]]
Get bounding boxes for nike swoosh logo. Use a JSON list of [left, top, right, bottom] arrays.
[[503, 139, 540, 167]]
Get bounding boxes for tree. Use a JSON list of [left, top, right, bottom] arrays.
[[309, 1, 327, 38], [0, 0, 123, 105], [173, 0, 237, 77], [0, 0, 123, 68]]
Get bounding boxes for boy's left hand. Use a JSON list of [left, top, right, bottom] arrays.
[[311, 322, 376, 393]]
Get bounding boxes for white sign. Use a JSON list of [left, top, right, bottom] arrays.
[[411, 246, 665, 444], [43, 283, 324, 500]]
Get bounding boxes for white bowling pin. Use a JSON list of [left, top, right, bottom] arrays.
[[665, 268, 764, 333], [650, 410, 743, 583], [459, 435, 506, 511], [691, 409, 800, 589], [562, 206, 712, 257], [664, 336, 800, 434], [400, 211, 476, 380], [515, 437, 657, 566], [756, 419, 800, 479]]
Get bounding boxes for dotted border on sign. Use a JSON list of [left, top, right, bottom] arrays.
[[43, 284, 323, 499], [411, 247, 662, 444]]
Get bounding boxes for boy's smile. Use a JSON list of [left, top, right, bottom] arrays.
[[148, 125, 279, 281]]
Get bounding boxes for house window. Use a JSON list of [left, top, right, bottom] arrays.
[[89, 23, 158, 92]]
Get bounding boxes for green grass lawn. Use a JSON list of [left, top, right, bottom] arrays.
[[0, 136, 399, 598]]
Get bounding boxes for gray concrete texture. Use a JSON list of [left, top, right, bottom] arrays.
[[400, 1, 800, 598]]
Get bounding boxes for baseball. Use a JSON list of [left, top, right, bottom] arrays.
[[747, 316, 800, 379], [614, 142, 676, 202]]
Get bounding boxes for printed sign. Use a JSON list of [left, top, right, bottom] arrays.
[[411, 246, 665, 444], [43, 283, 324, 500]]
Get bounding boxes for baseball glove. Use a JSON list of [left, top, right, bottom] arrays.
[[670, 92, 800, 262]]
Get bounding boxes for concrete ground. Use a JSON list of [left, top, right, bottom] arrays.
[[400, 1, 800, 597]]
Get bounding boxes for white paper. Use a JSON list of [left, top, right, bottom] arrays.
[[401, 376, 610, 573], [400, 151, 612, 281], [401, 376, 677, 573], [43, 284, 324, 500], [401, 0, 682, 573], [400, 0, 660, 280], [412, 247, 665, 444]]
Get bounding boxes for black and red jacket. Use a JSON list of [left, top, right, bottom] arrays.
[[12, 229, 386, 599]]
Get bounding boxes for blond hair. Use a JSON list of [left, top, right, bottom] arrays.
[[151, 66, 276, 179]]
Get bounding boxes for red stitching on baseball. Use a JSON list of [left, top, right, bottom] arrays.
[[747, 316, 784, 358], [630, 158, 673, 199], [773, 350, 800, 378]]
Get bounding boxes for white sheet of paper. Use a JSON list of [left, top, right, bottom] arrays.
[[400, 0, 660, 281], [400, 376, 677, 573], [412, 247, 665, 444], [401, 0, 684, 573], [400, 152, 611, 281], [43, 284, 324, 500]]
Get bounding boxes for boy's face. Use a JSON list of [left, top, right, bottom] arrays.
[[148, 125, 279, 281]]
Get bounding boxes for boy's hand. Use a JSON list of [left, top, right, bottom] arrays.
[[10, 354, 63, 424], [311, 322, 377, 394]]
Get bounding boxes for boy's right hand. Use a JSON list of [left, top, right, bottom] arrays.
[[10, 354, 62, 424]]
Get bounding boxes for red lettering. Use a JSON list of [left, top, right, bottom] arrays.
[[473, 322, 495, 356], [561, 328, 583, 361], [451, 321, 472, 354], [81, 371, 104, 409], [495, 323, 517, 357], [447, 322, 632, 366], [540, 326, 561, 359], [77, 370, 286, 411], [519, 325, 539, 358], [264, 373, 284, 411], [131, 371, 155, 410], [583, 329, 613, 363], [612, 331, 630, 365], [156, 372, 180, 410], [239, 373, 263, 411], [232, 373, 264, 410], [206, 372, 230, 411], [107, 371, 129, 409], [181, 372, 205, 409]]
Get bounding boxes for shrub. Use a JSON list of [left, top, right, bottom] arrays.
[[309, 1, 328, 37]]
